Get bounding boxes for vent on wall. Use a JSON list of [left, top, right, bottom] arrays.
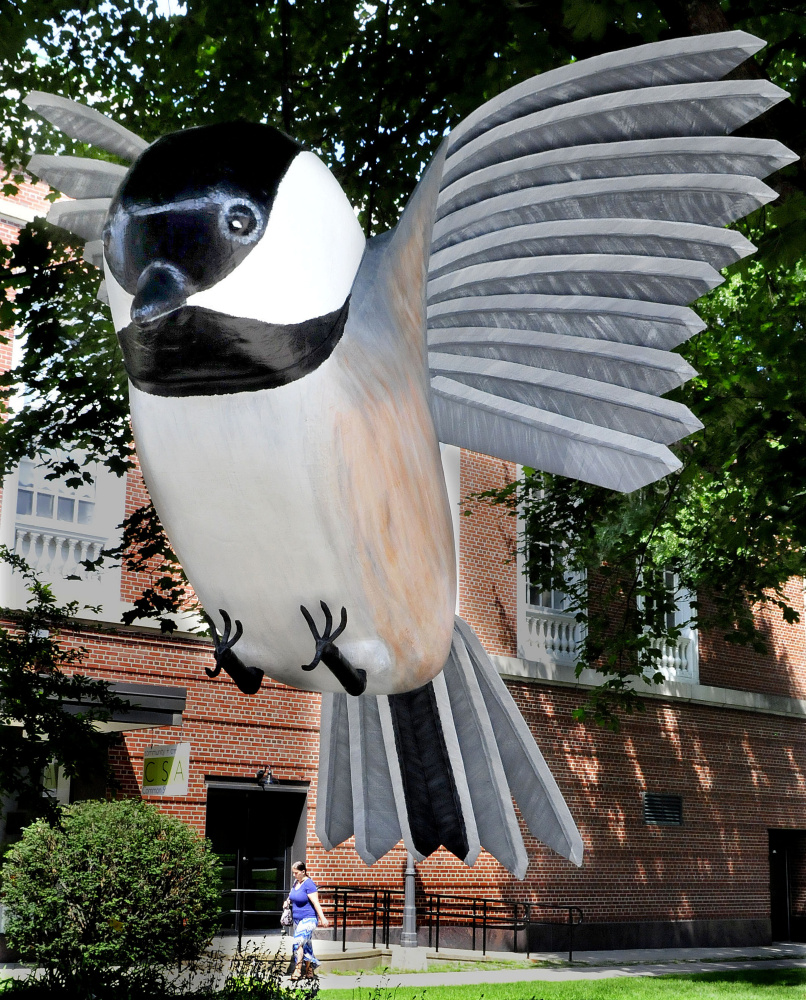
[[643, 792, 683, 826]]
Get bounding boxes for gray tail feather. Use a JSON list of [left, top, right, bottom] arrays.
[[316, 616, 583, 878]]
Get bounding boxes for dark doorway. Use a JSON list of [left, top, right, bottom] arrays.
[[206, 779, 308, 932], [769, 829, 806, 941]]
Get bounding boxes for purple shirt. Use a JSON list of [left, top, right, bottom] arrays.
[[289, 877, 317, 921]]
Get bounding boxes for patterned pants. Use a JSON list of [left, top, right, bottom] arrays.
[[292, 917, 319, 966]]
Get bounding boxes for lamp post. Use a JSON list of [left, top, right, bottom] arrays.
[[400, 852, 418, 948]]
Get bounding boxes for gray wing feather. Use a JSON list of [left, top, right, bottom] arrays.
[[428, 254, 723, 307], [429, 354, 702, 444], [443, 80, 787, 186], [432, 174, 776, 251], [316, 693, 354, 851], [46, 198, 111, 242], [429, 328, 696, 396], [23, 92, 146, 265], [449, 30, 765, 151], [431, 376, 683, 491], [346, 694, 403, 866], [414, 32, 795, 490], [428, 294, 706, 350], [84, 240, 104, 269], [23, 91, 147, 162], [437, 137, 797, 217], [27, 154, 127, 200], [428, 220, 756, 277]]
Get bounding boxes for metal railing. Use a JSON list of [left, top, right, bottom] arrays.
[[526, 903, 584, 963], [223, 887, 287, 953], [321, 886, 404, 951], [424, 894, 583, 961], [223, 884, 583, 962]]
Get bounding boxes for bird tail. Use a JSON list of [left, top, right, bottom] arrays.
[[316, 616, 583, 878]]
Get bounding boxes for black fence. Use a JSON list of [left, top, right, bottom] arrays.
[[224, 885, 583, 962]]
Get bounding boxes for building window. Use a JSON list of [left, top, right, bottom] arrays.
[[519, 540, 586, 666], [639, 568, 699, 684], [643, 792, 683, 826], [16, 458, 96, 527]]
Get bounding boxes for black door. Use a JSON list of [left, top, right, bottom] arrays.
[[206, 782, 307, 932], [769, 829, 806, 942]]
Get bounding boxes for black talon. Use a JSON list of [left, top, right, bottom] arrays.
[[203, 608, 263, 695], [299, 601, 366, 696]]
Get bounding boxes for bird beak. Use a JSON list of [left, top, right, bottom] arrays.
[[131, 261, 190, 328]]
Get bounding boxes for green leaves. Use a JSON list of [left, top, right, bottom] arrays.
[[1, 798, 221, 989], [1, 0, 806, 692], [471, 250, 806, 729], [0, 220, 132, 483], [0, 548, 124, 814]]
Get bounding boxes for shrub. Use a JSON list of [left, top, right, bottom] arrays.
[[1, 798, 221, 990]]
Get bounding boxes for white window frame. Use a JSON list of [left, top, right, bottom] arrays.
[[637, 568, 699, 684], [517, 536, 586, 668]]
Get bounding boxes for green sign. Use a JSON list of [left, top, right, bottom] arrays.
[[142, 743, 190, 796]]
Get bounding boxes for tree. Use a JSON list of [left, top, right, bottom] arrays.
[[1, 798, 221, 996], [0, 0, 804, 709], [0, 549, 124, 819], [470, 250, 806, 728]]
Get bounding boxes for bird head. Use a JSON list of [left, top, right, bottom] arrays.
[[103, 121, 366, 396]]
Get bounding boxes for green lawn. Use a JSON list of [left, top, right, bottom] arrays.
[[318, 968, 806, 1000]]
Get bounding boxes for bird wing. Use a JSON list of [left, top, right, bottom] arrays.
[[395, 31, 796, 492], [21, 91, 148, 300]]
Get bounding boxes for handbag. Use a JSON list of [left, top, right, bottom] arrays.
[[281, 899, 293, 927]]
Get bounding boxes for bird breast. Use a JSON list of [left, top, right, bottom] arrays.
[[129, 317, 457, 696]]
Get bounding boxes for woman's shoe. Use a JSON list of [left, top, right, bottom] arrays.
[[290, 962, 303, 981], [303, 961, 318, 979]]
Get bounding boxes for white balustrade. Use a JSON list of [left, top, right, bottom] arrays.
[[648, 635, 697, 681], [523, 605, 584, 665], [14, 526, 106, 581], [523, 604, 698, 681]]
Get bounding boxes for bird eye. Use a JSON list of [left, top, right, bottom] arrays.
[[225, 204, 257, 238]]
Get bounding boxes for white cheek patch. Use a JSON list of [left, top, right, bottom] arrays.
[[103, 258, 134, 333], [186, 151, 366, 325]]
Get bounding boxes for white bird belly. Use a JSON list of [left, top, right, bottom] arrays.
[[129, 343, 456, 695]]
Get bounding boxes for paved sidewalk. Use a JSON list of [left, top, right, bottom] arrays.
[[313, 943, 806, 991]]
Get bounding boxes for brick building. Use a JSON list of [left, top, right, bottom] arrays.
[[1, 181, 804, 949]]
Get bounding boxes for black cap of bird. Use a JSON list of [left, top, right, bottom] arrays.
[[25, 29, 796, 876]]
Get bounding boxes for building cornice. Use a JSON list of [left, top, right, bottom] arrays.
[[493, 653, 806, 720]]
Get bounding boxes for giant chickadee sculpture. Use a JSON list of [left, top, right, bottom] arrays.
[[25, 31, 795, 877]]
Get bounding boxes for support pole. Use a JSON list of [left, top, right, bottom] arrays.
[[400, 852, 418, 948]]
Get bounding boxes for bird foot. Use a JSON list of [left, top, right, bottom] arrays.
[[300, 601, 367, 696], [203, 608, 264, 695]]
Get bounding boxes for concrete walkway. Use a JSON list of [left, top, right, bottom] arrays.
[[310, 942, 806, 991], [2, 941, 805, 991]]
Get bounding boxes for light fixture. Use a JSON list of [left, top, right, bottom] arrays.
[[256, 764, 275, 789]]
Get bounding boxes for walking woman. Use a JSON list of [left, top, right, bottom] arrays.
[[287, 860, 329, 980]]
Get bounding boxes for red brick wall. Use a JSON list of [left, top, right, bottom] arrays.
[[3, 178, 51, 216], [120, 460, 159, 606], [119, 459, 199, 611], [458, 449, 518, 657], [699, 579, 806, 701], [58, 624, 321, 834], [61, 616, 803, 925]]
